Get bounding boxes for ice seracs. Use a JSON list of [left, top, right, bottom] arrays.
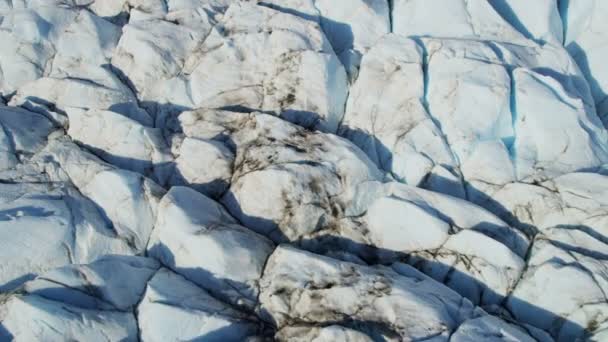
[[0, 295, 139, 341], [40, 138, 165, 252], [391, 0, 529, 44], [358, 182, 529, 306], [562, 0, 608, 126], [168, 136, 234, 198], [138, 268, 263, 341], [0, 182, 134, 292], [0, 3, 151, 126], [1, 1, 608, 340], [260, 0, 390, 79], [0, 105, 55, 172], [0, 255, 154, 341], [259, 245, 535, 341], [111, 9, 212, 99], [114, 1, 349, 132], [486, 0, 563, 44], [23, 255, 159, 311], [339, 34, 461, 195], [8, 69, 151, 127], [147, 186, 274, 310], [166, 108, 384, 241], [66, 108, 170, 181], [0, 4, 120, 93]]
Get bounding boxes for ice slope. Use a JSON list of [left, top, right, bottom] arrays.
[[0, 1, 607, 341]]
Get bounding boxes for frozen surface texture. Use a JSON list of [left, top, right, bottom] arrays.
[[1, 1, 608, 341]]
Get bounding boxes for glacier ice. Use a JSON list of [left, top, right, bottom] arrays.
[[1, 0, 608, 341]]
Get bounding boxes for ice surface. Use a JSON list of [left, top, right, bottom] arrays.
[[1, 1, 608, 341]]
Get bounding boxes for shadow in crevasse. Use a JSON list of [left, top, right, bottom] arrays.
[[257, 0, 354, 51], [425, 172, 540, 237], [0, 258, 142, 337], [0, 325, 12, 341], [466, 182, 539, 236], [546, 231, 608, 261], [0, 252, 272, 339], [484, 40, 603, 128], [105, 58, 328, 131], [0, 206, 54, 221], [69, 120, 231, 201], [555, 224, 608, 247], [566, 43, 604, 104], [487, 0, 536, 42], [258, 2, 318, 22], [24, 279, 133, 311], [331, 125, 540, 239], [257, 1, 358, 75], [146, 243, 262, 313], [88, 240, 402, 340], [337, 125, 396, 178], [145, 244, 273, 336], [0, 273, 35, 293], [566, 42, 608, 126]]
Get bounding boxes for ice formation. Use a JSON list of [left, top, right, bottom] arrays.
[[1, 1, 608, 341]]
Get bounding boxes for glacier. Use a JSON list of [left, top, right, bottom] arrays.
[[1, 0, 608, 341]]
